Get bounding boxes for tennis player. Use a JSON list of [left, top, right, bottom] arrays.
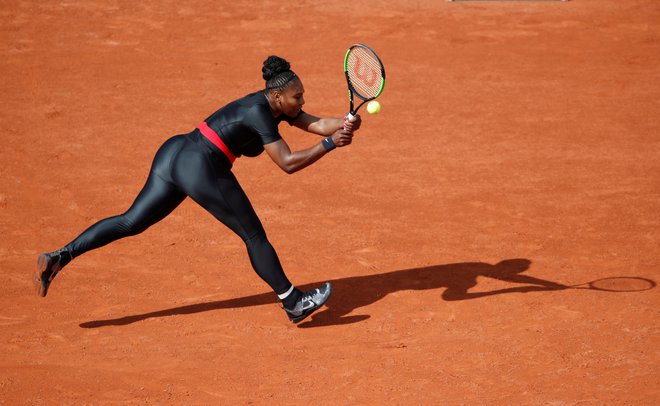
[[34, 55, 361, 324]]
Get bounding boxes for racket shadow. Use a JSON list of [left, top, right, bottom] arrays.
[[79, 258, 655, 329]]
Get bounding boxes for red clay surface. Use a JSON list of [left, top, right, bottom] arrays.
[[1, 0, 659, 404]]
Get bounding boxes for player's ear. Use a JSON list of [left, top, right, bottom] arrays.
[[273, 90, 284, 105]]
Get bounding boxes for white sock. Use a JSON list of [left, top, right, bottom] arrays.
[[277, 285, 295, 300]]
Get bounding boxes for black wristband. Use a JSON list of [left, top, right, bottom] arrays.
[[322, 136, 336, 152]]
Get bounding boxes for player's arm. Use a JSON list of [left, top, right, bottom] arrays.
[[264, 129, 353, 174], [293, 112, 361, 136]]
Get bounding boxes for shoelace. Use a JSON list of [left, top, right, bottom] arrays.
[[301, 288, 322, 303]]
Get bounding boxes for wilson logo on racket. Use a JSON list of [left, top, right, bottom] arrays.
[[353, 57, 377, 87]]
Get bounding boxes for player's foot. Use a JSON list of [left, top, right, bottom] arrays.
[[284, 282, 332, 324], [33, 249, 71, 297]]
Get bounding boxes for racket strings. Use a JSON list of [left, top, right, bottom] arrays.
[[346, 48, 384, 99]]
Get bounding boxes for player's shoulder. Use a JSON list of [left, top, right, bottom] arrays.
[[237, 91, 269, 108], [242, 92, 273, 120]]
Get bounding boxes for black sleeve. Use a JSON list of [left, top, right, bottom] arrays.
[[244, 104, 282, 145]]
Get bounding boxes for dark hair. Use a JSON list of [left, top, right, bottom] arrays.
[[262, 55, 297, 92]]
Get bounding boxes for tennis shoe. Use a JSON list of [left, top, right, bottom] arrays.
[[284, 282, 332, 324], [33, 249, 71, 297]]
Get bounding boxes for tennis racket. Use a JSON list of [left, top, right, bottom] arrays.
[[343, 44, 386, 129]]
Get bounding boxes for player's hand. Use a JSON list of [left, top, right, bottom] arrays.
[[343, 114, 362, 133], [331, 129, 353, 147]]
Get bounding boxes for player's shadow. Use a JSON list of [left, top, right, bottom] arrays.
[[299, 258, 568, 328], [80, 258, 578, 329]]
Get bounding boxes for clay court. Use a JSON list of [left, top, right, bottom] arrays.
[[1, 0, 659, 404]]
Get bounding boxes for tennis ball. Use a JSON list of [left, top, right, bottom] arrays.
[[366, 100, 381, 114]]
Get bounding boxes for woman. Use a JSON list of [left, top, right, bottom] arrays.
[[34, 55, 361, 324]]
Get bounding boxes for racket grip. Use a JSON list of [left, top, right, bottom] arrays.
[[343, 113, 354, 131]]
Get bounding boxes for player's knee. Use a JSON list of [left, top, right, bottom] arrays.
[[244, 230, 269, 249], [117, 214, 149, 236]]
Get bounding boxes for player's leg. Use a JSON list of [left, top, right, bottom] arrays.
[[65, 172, 185, 256], [171, 144, 294, 295], [183, 169, 332, 323], [172, 135, 331, 322], [35, 136, 188, 297]]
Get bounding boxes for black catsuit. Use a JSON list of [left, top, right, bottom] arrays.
[[63, 91, 303, 296]]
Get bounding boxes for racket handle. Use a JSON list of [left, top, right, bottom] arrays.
[[343, 112, 354, 131]]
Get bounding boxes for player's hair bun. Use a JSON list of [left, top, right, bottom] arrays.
[[262, 56, 291, 81], [262, 55, 297, 92]]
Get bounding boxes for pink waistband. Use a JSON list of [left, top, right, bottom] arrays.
[[197, 121, 237, 164]]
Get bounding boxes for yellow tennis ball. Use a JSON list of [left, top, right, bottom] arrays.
[[366, 100, 381, 114]]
